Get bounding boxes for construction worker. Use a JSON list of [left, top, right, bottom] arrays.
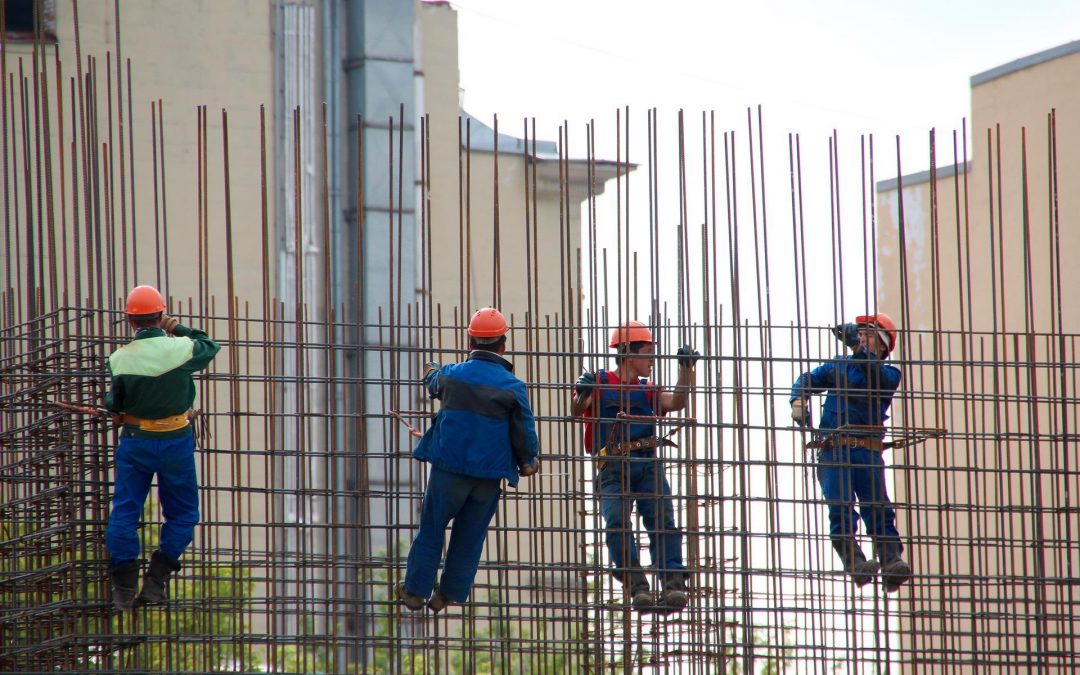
[[398, 308, 541, 613], [572, 321, 699, 612], [104, 285, 220, 611], [789, 312, 912, 592]]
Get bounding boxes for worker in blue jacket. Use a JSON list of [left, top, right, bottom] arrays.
[[790, 312, 912, 593], [398, 308, 540, 612]]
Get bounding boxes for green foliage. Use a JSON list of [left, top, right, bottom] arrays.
[[724, 625, 796, 675]]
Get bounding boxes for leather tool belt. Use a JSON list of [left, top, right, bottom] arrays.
[[594, 437, 677, 469], [120, 412, 191, 433], [819, 435, 884, 452]]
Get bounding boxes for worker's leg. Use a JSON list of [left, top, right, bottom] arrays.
[[155, 433, 200, 562], [634, 453, 688, 610], [852, 448, 911, 591], [404, 467, 470, 599], [634, 455, 685, 574], [598, 459, 640, 578], [106, 435, 156, 566], [438, 477, 502, 603], [816, 447, 860, 539]]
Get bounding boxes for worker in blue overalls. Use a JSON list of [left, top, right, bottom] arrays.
[[790, 312, 912, 593]]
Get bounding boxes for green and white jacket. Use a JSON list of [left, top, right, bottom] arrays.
[[104, 324, 220, 439]]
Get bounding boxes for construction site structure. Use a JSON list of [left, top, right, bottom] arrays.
[[2, 2, 1080, 673]]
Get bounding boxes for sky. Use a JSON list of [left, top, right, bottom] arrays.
[[454, 0, 1080, 178], [451, 0, 1080, 332]]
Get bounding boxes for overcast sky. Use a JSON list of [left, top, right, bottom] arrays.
[[454, 0, 1080, 177]]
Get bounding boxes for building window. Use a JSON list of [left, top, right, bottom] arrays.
[[3, 0, 57, 42]]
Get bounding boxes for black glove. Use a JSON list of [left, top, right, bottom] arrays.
[[574, 371, 596, 397], [519, 458, 540, 477], [676, 345, 701, 369], [832, 323, 861, 350]]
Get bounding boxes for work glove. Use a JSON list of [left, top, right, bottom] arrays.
[[832, 323, 861, 350], [160, 314, 179, 335], [574, 371, 596, 397], [676, 345, 701, 369], [519, 458, 540, 477], [790, 399, 809, 426], [423, 361, 440, 378]]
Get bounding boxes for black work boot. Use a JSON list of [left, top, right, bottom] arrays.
[[136, 550, 182, 606], [875, 540, 912, 593], [657, 572, 689, 613], [831, 537, 879, 587], [623, 571, 654, 611], [110, 561, 141, 611]]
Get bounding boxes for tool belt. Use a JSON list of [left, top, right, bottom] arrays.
[[594, 437, 676, 468], [818, 435, 884, 452], [119, 412, 191, 433]]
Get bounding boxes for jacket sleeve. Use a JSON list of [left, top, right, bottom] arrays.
[[422, 366, 443, 400], [173, 324, 221, 373], [510, 382, 540, 466], [103, 360, 124, 412], [790, 361, 835, 402]]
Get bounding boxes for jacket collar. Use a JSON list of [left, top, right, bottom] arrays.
[[468, 350, 514, 372], [134, 327, 166, 340]]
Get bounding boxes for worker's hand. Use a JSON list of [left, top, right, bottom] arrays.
[[832, 323, 861, 350], [160, 314, 179, 335], [519, 458, 540, 477], [423, 361, 440, 378], [791, 399, 809, 426], [676, 345, 701, 369], [574, 371, 596, 397]]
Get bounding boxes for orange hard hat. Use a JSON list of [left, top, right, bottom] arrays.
[[855, 312, 898, 354], [124, 285, 166, 316], [609, 321, 655, 348], [468, 307, 508, 338]]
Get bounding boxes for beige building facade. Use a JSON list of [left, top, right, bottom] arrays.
[[876, 41, 1080, 672]]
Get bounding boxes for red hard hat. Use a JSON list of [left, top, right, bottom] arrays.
[[468, 307, 508, 338], [609, 321, 655, 348], [125, 285, 166, 316], [855, 312, 898, 354]]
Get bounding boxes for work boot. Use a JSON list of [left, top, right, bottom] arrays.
[[427, 584, 454, 613], [135, 550, 182, 606], [396, 582, 427, 612], [831, 537, 879, 588], [623, 571, 654, 611], [875, 540, 912, 593], [657, 572, 689, 613], [110, 561, 141, 611]]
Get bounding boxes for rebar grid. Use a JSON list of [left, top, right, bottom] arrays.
[[3, 4, 1080, 674]]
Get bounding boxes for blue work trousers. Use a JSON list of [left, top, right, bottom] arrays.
[[816, 446, 901, 549], [598, 450, 685, 578], [404, 466, 502, 603], [106, 432, 200, 566]]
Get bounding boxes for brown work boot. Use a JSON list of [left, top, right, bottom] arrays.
[[396, 581, 426, 612], [657, 572, 689, 613], [427, 585, 455, 613], [623, 571, 654, 611], [875, 539, 913, 593], [831, 537, 879, 588]]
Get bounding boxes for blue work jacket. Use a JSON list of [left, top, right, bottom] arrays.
[[586, 370, 658, 453], [789, 349, 902, 438], [413, 350, 540, 487]]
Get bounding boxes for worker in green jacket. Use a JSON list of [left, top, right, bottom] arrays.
[[104, 285, 220, 611]]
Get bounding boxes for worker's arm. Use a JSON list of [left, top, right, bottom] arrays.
[[658, 346, 699, 414], [172, 321, 221, 373], [789, 361, 835, 402], [510, 383, 541, 476]]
